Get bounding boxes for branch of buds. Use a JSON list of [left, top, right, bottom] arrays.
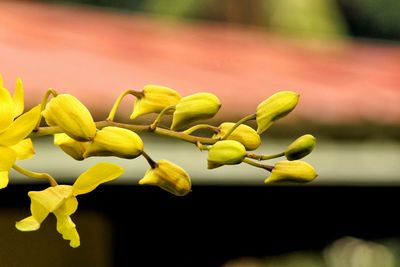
[[0, 75, 317, 248]]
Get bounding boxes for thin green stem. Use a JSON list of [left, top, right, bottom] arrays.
[[107, 89, 144, 121], [246, 152, 285, 161], [34, 88, 58, 130], [243, 158, 274, 172], [12, 164, 58, 187], [155, 127, 216, 144], [221, 113, 256, 140], [150, 105, 176, 131], [196, 141, 211, 151], [142, 151, 158, 169], [183, 124, 220, 135]]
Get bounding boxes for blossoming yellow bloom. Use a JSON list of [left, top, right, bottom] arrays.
[[139, 160, 191, 196], [0, 78, 41, 189], [15, 162, 124, 248]]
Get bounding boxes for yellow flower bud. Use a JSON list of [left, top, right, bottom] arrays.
[[256, 91, 299, 134], [130, 85, 181, 119], [171, 92, 221, 130], [213, 122, 261, 150], [54, 133, 89, 161], [139, 160, 191, 196], [207, 140, 246, 169], [84, 126, 143, 159], [265, 160, 318, 184], [42, 94, 97, 141], [285, 134, 316, 160]]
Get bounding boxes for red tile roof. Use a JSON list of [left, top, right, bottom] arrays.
[[1, 1, 400, 124]]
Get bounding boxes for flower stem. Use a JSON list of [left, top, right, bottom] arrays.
[[142, 151, 158, 169], [221, 113, 256, 140], [34, 88, 58, 130], [150, 105, 176, 130], [246, 152, 285, 161], [107, 89, 144, 121], [183, 124, 220, 135], [12, 164, 58, 187], [243, 158, 274, 172]]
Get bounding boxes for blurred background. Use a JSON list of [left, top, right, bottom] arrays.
[[0, 0, 399, 266]]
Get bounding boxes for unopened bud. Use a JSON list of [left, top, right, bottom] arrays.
[[207, 140, 246, 169], [265, 160, 318, 184], [256, 91, 299, 134], [213, 122, 261, 151], [171, 92, 221, 130], [84, 126, 143, 159], [130, 85, 181, 119], [285, 134, 316, 160], [42, 94, 97, 141], [139, 160, 191, 196], [54, 133, 88, 161]]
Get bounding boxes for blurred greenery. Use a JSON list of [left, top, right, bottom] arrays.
[[222, 236, 400, 267], [45, 0, 400, 41]]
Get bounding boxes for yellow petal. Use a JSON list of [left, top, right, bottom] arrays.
[[13, 77, 24, 118], [15, 216, 41, 231], [42, 94, 97, 141], [57, 196, 78, 216], [0, 171, 9, 189], [54, 213, 80, 248], [28, 185, 73, 212], [0, 105, 41, 146], [31, 198, 50, 223], [10, 139, 35, 160], [0, 146, 16, 171], [72, 162, 124, 196], [0, 86, 14, 133], [16, 195, 50, 231], [54, 133, 88, 161]]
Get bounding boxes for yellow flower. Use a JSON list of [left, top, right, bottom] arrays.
[[171, 92, 221, 130], [285, 134, 316, 160], [256, 91, 299, 134], [130, 85, 181, 119], [139, 160, 191, 196], [207, 140, 247, 169], [265, 160, 318, 184], [213, 122, 261, 150], [42, 94, 97, 141], [0, 78, 41, 189], [84, 126, 144, 159], [16, 162, 124, 248]]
